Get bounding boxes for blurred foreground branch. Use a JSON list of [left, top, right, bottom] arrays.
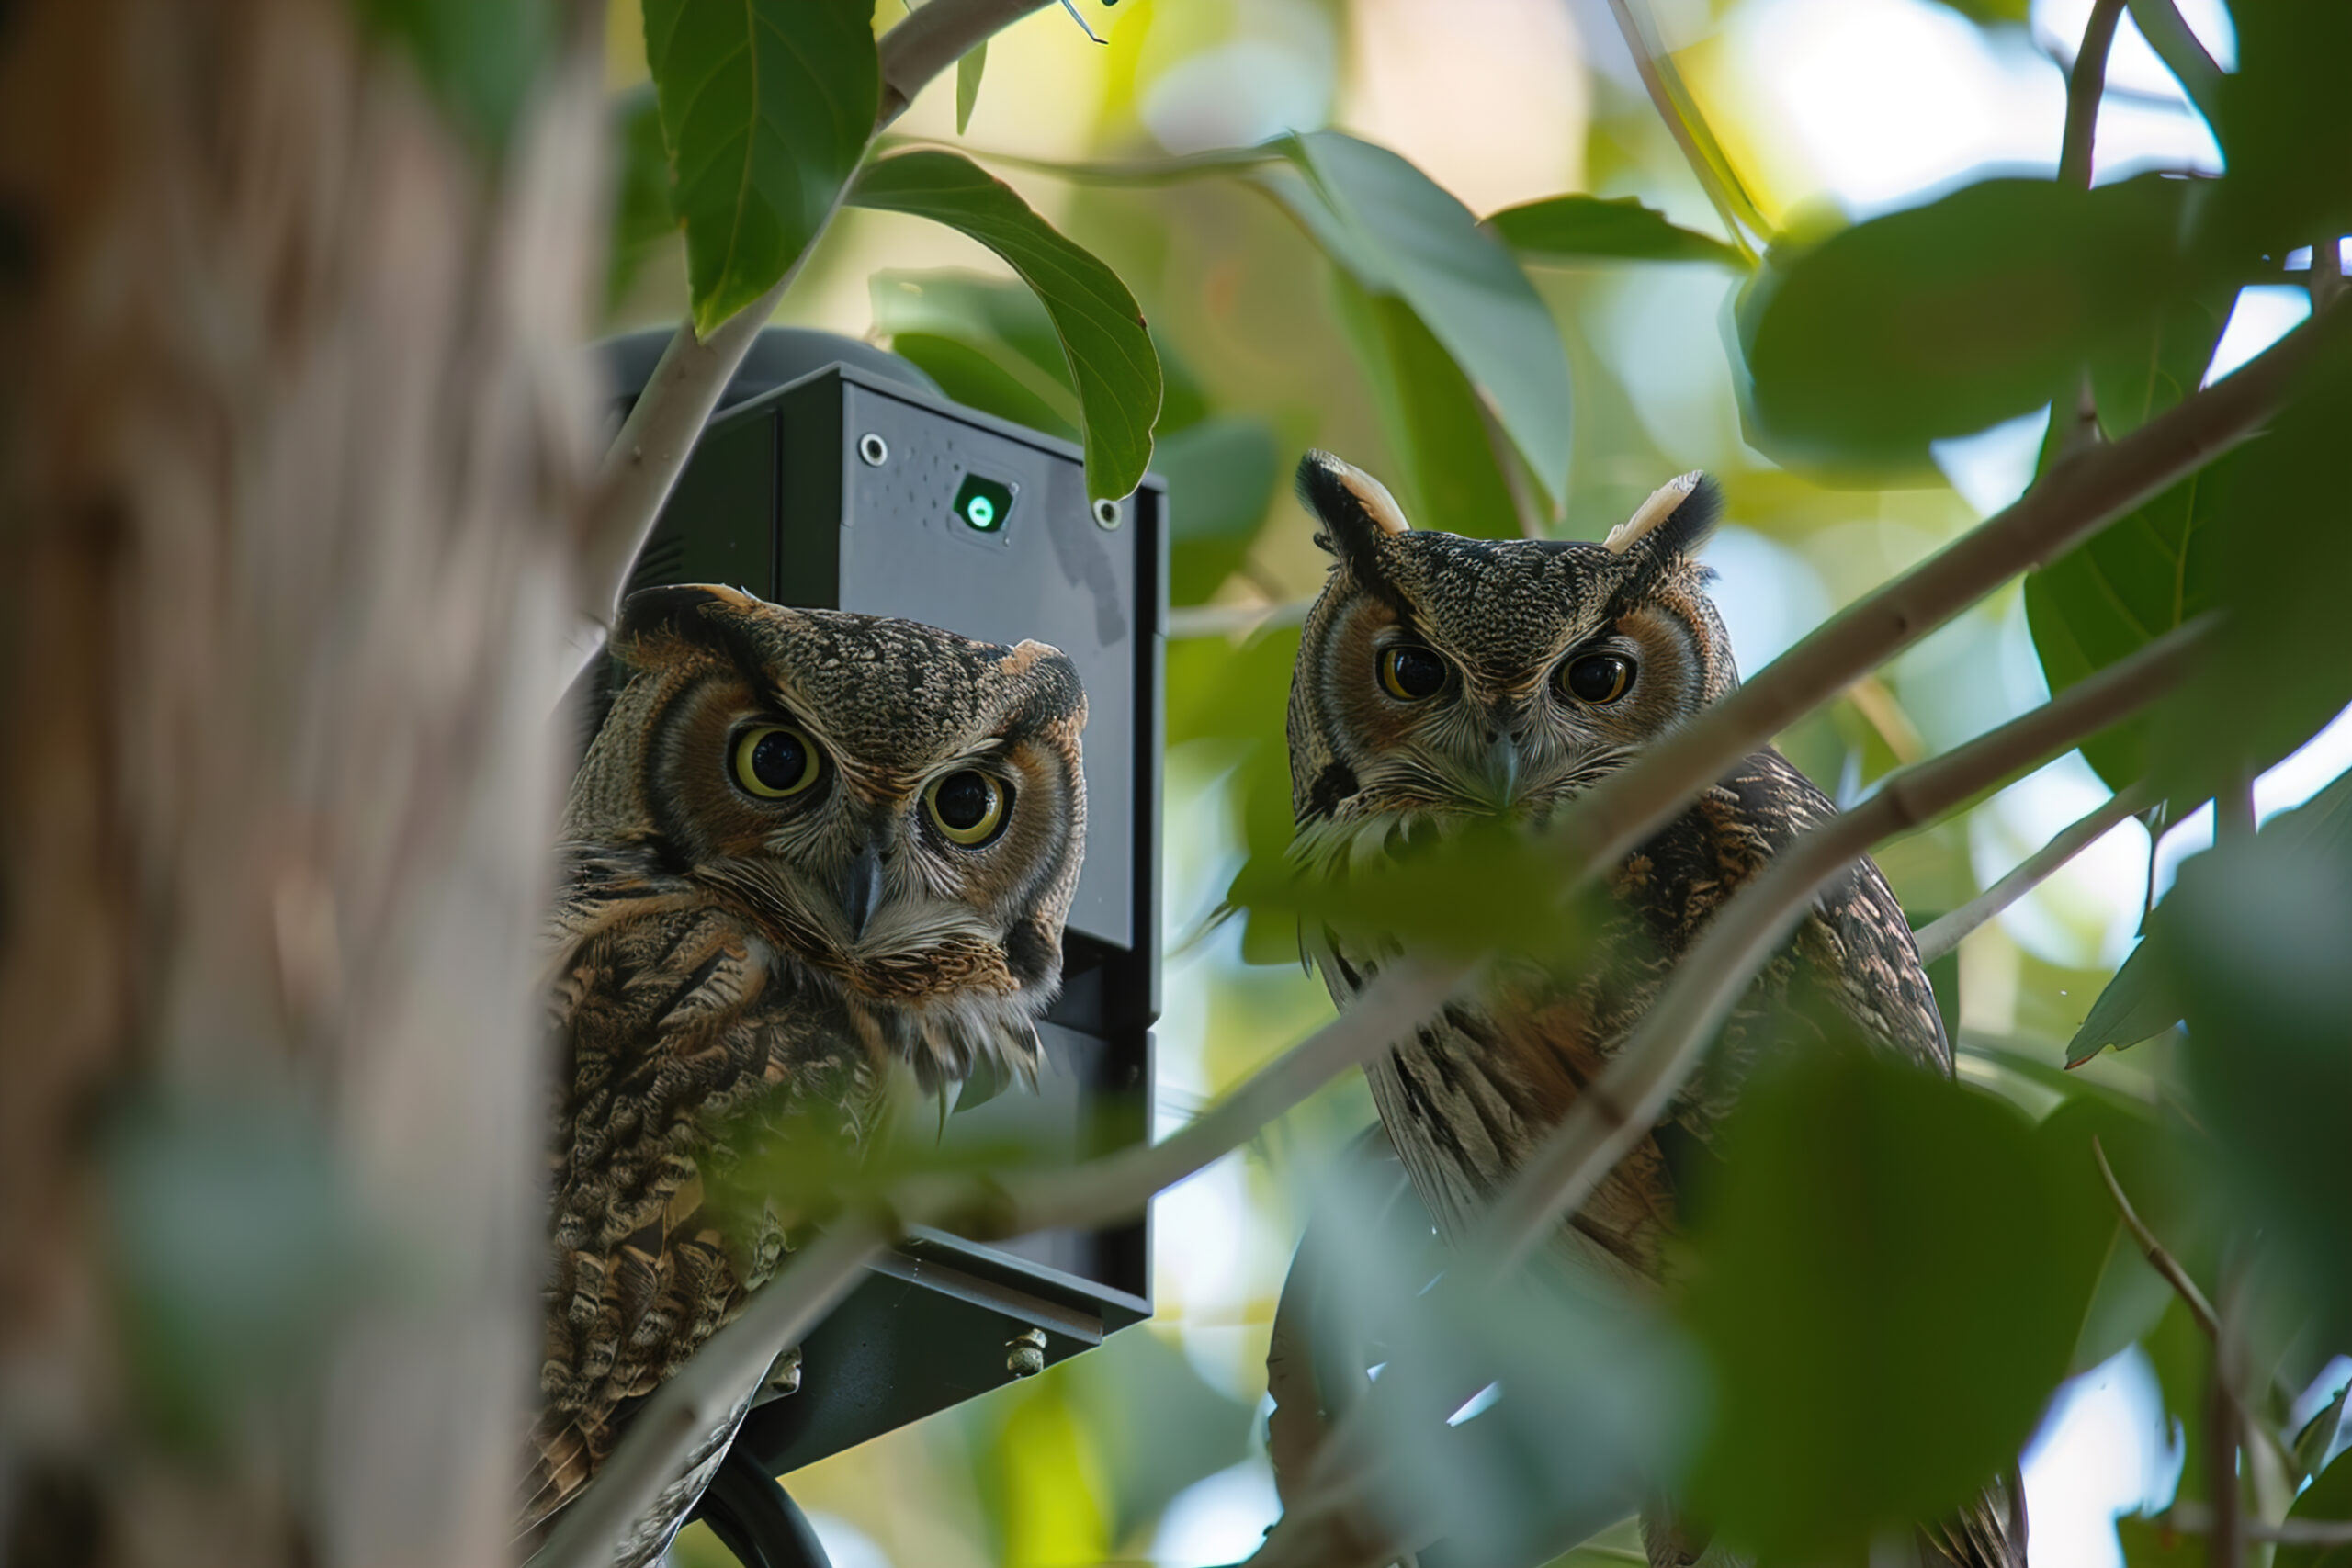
[[574, 0, 1054, 631], [1913, 782, 2152, 962], [534, 961, 1464, 1568], [1249, 620, 2211, 1568], [2156, 1504, 2352, 1547]]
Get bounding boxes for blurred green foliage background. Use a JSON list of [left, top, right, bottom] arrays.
[[576, 0, 2352, 1562]]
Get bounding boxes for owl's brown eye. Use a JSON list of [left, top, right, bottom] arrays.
[[925, 770, 1010, 847], [1378, 644, 1447, 701], [733, 725, 821, 798], [1560, 653, 1634, 705]]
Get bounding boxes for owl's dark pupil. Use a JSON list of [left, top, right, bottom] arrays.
[[749, 729, 808, 791], [934, 772, 993, 830], [1566, 654, 1631, 703], [1386, 646, 1444, 698]]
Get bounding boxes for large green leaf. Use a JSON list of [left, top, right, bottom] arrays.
[[1261, 131, 1572, 513], [850, 150, 1163, 502], [1736, 175, 2210, 469], [643, 0, 877, 335], [2279, 1450, 2352, 1568], [2211, 2, 2352, 250], [2067, 765, 2352, 1066], [1680, 1048, 2103, 1560], [1485, 194, 1746, 268], [2024, 290, 2233, 791], [1325, 263, 1521, 538], [869, 271, 1082, 437]]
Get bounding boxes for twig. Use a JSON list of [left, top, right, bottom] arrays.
[[1914, 781, 2153, 962], [525, 1216, 892, 1568], [1249, 623, 2211, 1568], [2312, 234, 2345, 314], [1600, 0, 1763, 265], [2091, 1134, 2219, 1337], [2125, 0, 2225, 127], [2155, 1504, 2352, 1548], [1535, 304, 2348, 919], [573, 0, 1055, 631], [2060, 0, 2129, 189], [1167, 598, 1314, 640], [1474, 620, 2210, 1277], [2210, 1273, 2246, 1568]]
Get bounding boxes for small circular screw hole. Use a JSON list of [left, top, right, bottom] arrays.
[[1092, 498, 1122, 529], [857, 433, 889, 467]]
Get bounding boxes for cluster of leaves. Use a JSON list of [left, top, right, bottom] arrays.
[[586, 1, 2352, 1564]]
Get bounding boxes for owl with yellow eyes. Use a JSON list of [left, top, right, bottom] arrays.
[[521, 584, 1086, 1564]]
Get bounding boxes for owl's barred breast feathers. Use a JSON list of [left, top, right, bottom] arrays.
[[522, 586, 1089, 1562], [1283, 453, 2013, 1568]]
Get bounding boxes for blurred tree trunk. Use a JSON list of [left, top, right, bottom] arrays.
[[0, 1, 599, 1563]]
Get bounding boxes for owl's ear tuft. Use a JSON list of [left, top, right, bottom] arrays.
[[614, 583, 766, 666], [1296, 450, 1411, 567], [1603, 471, 1721, 563]]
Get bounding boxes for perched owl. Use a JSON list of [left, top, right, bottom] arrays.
[[1283, 454, 2021, 1568], [522, 583, 1087, 1564]]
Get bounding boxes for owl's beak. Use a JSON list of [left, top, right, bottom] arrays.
[[840, 842, 888, 942], [1479, 733, 1522, 808]]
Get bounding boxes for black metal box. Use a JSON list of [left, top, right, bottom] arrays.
[[610, 347, 1162, 1475]]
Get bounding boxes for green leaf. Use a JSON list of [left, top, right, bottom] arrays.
[[956, 39, 987, 135], [871, 270, 1079, 404], [1325, 263, 1521, 538], [355, 0, 550, 152], [1736, 175, 2211, 470], [2279, 1448, 2352, 1568], [1681, 1048, 2102, 1560], [850, 150, 1163, 501], [2211, 2, 2352, 250], [1260, 131, 1573, 513], [1154, 416, 1281, 606], [2067, 767, 2352, 1066], [1485, 194, 1746, 268], [643, 0, 877, 335], [606, 85, 678, 316], [889, 333, 1080, 442]]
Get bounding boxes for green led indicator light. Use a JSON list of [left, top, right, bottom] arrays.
[[952, 474, 1015, 534]]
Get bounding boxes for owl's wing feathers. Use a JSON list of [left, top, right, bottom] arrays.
[[521, 852, 885, 1539]]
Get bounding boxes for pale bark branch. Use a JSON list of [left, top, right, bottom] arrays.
[[572, 0, 1055, 632], [2157, 1503, 2352, 1547], [1536, 304, 2348, 912], [2060, 0, 2129, 189], [1914, 781, 2153, 963], [2125, 0, 2226, 127]]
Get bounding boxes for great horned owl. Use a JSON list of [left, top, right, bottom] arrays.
[[523, 583, 1087, 1564], [1283, 454, 2020, 1568]]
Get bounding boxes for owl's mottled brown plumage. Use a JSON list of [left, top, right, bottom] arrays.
[[1283, 453, 2020, 1568], [524, 585, 1087, 1563]]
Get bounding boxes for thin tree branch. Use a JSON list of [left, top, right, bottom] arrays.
[[2210, 1276, 2247, 1568], [573, 0, 1055, 632], [1475, 620, 2210, 1277], [1536, 303, 2349, 916], [1914, 781, 2153, 962], [525, 1216, 892, 1568], [2312, 234, 2345, 314], [2156, 1504, 2352, 1547], [2060, 0, 2129, 189], [1248, 623, 2211, 1568], [2092, 1134, 2219, 1337], [2125, 0, 2226, 127]]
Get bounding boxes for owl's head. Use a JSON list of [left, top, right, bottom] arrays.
[[566, 584, 1086, 1086], [1287, 451, 1734, 844]]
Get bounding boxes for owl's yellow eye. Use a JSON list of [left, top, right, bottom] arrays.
[[1378, 644, 1447, 701], [1560, 653, 1634, 705], [733, 725, 821, 798], [925, 770, 1011, 847]]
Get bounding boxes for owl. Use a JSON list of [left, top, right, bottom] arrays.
[[521, 583, 1087, 1564], [1283, 453, 2021, 1568]]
